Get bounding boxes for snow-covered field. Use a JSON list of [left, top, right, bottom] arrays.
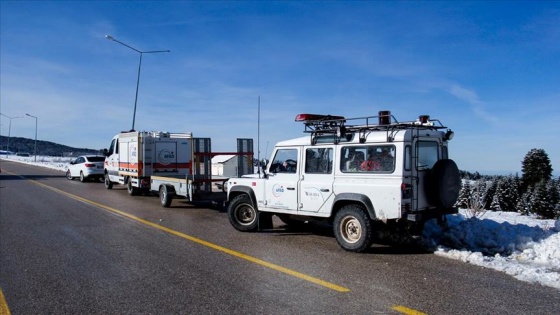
[[2, 155, 559, 290]]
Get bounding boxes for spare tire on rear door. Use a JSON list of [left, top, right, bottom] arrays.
[[426, 159, 461, 209]]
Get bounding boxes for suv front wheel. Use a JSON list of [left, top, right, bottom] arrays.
[[333, 205, 374, 253], [228, 194, 259, 232]]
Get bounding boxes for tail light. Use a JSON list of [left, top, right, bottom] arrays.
[[85, 163, 95, 168], [401, 182, 412, 199]]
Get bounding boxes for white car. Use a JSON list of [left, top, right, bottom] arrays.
[[66, 155, 105, 182]]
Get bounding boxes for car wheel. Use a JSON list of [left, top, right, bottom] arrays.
[[104, 174, 113, 189], [66, 170, 73, 180], [79, 171, 86, 182], [127, 179, 139, 196], [159, 185, 173, 207], [228, 194, 259, 232], [333, 205, 373, 252]]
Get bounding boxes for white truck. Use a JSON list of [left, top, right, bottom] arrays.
[[225, 111, 461, 252], [104, 131, 254, 207]]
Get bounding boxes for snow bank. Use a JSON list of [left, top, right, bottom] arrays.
[[423, 211, 560, 289]]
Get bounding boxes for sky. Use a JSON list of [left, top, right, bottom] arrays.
[[1, 1, 559, 175], [3, 155, 560, 290]]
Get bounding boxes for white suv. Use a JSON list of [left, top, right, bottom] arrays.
[[226, 111, 461, 252]]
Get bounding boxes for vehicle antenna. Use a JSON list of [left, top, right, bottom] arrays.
[[257, 95, 261, 177]]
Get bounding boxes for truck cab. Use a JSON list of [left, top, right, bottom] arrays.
[[226, 111, 461, 252]]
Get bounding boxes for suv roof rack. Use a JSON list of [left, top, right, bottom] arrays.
[[295, 110, 451, 144]]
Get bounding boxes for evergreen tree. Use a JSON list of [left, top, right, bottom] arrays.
[[455, 180, 471, 209], [516, 188, 532, 216], [484, 179, 497, 210], [547, 178, 560, 219], [531, 180, 554, 219], [499, 175, 520, 211], [491, 179, 504, 211], [521, 148, 553, 191]]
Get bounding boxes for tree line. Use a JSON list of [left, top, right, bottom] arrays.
[[456, 148, 559, 219]]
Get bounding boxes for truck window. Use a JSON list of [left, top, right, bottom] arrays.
[[341, 145, 395, 173], [305, 148, 333, 174], [269, 149, 298, 173], [417, 141, 439, 170], [107, 139, 116, 155]]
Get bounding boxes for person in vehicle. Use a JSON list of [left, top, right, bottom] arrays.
[[360, 153, 381, 171], [346, 150, 365, 171]]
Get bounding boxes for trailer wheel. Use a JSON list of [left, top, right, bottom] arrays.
[[228, 194, 259, 232], [104, 174, 113, 189], [127, 180, 139, 196], [333, 205, 374, 252], [160, 185, 173, 207]]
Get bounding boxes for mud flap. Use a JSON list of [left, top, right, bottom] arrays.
[[258, 212, 274, 230]]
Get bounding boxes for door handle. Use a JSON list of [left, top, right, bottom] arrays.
[[320, 189, 330, 192], [287, 187, 295, 190]]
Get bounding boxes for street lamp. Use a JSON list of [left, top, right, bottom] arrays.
[[0, 113, 23, 155], [105, 35, 170, 131], [25, 113, 38, 162]]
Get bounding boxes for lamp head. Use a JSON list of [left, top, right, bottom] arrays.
[[105, 35, 115, 41]]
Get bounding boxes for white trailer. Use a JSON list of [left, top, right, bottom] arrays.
[[104, 131, 254, 207]]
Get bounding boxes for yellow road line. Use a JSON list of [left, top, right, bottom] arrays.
[[27, 178, 350, 293], [0, 288, 11, 315], [392, 305, 427, 315]]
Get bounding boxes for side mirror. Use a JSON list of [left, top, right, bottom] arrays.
[[260, 159, 269, 168], [103, 148, 109, 157]]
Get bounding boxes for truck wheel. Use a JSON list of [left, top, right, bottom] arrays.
[[127, 180, 139, 196], [228, 194, 259, 232], [104, 174, 113, 189], [79, 171, 86, 182], [66, 170, 73, 180], [160, 185, 173, 207], [427, 159, 461, 209], [333, 205, 373, 252]]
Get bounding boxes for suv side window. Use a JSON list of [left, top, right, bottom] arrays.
[[269, 149, 298, 173], [341, 145, 395, 172], [305, 148, 333, 174]]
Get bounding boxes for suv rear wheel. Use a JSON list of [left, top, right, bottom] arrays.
[[333, 205, 374, 253]]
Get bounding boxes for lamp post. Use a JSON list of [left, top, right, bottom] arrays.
[[25, 113, 38, 162], [0, 113, 23, 155], [105, 35, 170, 131]]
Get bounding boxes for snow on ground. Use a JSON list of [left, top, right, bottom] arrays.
[[2, 155, 559, 290]]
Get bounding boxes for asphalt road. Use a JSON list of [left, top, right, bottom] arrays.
[[1, 160, 559, 315]]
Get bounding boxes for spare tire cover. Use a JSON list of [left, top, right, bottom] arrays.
[[427, 159, 461, 209]]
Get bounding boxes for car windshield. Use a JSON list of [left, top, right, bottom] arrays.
[[87, 156, 105, 162]]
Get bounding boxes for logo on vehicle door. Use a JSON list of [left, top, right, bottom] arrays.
[[272, 184, 285, 197], [304, 188, 322, 200], [158, 150, 175, 165]]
